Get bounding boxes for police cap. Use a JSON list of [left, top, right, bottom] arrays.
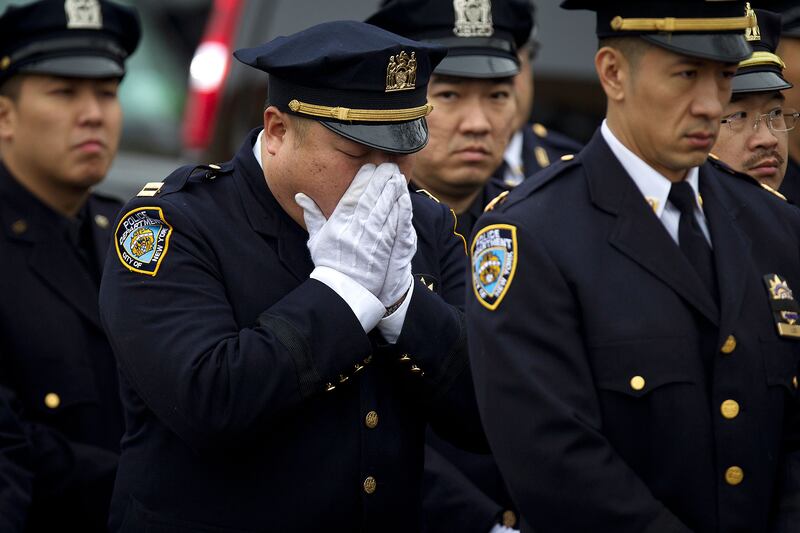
[[0, 0, 141, 86], [367, 0, 533, 79], [732, 9, 791, 94], [561, 0, 754, 63], [234, 20, 447, 155]]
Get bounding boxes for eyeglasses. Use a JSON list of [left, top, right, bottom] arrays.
[[720, 107, 799, 134]]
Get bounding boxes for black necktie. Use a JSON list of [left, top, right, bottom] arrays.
[[668, 181, 718, 302]]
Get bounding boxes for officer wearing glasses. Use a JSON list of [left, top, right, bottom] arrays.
[[711, 9, 796, 193]]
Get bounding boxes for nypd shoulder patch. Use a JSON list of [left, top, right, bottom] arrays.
[[471, 224, 518, 310], [115, 207, 173, 276]]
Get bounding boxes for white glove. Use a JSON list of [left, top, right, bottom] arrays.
[[295, 163, 405, 297], [379, 185, 416, 308]]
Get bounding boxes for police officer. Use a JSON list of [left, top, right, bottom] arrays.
[[0, 1, 139, 530], [368, 2, 533, 531], [776, 3, 800, 202], [99, 21, 484, 532], [711, 9, 796, 193], [467, 1, 800, 531], [493, 1, 582, 188], [367, 0, 528, 238]]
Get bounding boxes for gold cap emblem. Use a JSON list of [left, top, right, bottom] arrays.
[[65, 0, 103, 30], [744, 2, 760, 41], [453, 0, 494, 37], [386, 51, 417, 92]]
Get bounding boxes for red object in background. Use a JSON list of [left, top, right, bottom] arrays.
[[182, 0, 243, 151]]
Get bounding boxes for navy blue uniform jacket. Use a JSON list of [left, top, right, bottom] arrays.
[[0, 162, 123, 532], [422, 123, 583, 533], [467, 131, 800, 533], [99, 129, 484, 532]]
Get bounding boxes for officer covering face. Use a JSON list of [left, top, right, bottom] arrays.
[[0, 0, 139, 530], [99, 20, 485, 533], [466, 1, 800, 531]]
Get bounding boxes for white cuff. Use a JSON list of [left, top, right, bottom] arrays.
[[377, 278, 414, 344], [490, 525, 520, 533], [310, 266, 385, 333]]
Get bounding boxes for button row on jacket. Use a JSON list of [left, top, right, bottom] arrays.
[[325, 355, 373, 392]]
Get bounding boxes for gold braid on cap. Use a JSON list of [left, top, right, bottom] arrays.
[[610, 15, 753, 33], [738, 51, 786, 70], [287, 99, 433, 122]]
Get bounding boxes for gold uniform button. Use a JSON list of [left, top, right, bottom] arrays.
[[630, 375, 645, 391], [560, 154, 574, 161], [532, 123, 548, 138], [365, 411, 379, 429], [502, 510, 517, 528], [720, 400, 740, 419], [721, 335, 737, 354], [11, 219, 27, 235], [793, 376, 798, 389], [363, 476, 377, 494], [725, 466, 744, 486], [44, 393, 60, 409], [94, 214, 109, 229]]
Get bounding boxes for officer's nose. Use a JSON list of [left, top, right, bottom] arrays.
[[748, 118, 780, 151]]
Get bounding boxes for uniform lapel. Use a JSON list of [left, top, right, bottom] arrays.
[[698, 167, 750, 340], [27, 221, 103, 329], [584, 133, 720, 325]]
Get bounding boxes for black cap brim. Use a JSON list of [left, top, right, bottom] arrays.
[[732, 71, 792, 94], [433, 54, 519, 78], [18, 56, 124, 79], [642, 33, 752, 63], [320, 118, 429, 154]]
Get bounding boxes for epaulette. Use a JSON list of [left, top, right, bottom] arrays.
[[501, 152, 582, 212], [414, 188, 442, 203], [484, 190, 509, 212], [136, 162, 234, 198], [706, 154, 787, 202], [531, 122, 583, 153]]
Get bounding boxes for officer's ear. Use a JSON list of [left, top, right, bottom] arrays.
[[0, 95, 15, 142], [262, 106, 288, 156], [595, 46, 628, 103]]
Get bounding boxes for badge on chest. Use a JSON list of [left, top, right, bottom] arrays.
[[764, 274, 800, 338]]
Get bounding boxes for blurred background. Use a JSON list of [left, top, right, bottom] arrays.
[[0, 0, 606, 200]]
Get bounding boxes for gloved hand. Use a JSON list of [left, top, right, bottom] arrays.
[[379, 185, 416, 309], [295, 162, 405, 297]]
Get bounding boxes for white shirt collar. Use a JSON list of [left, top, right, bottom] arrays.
[[504, 129, 523, 170], [253, 129, 264, 169], [600, 119, 701, 217]]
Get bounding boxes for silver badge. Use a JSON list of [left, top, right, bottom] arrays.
[[453, 0, 493, 37], [65, 0, 103, 30]]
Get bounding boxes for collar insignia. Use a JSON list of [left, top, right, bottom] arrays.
[[65, 0, 103, 29], [764, 274, 800, 338], [386, 51, 417, 92], [453, 0, 494, 37]]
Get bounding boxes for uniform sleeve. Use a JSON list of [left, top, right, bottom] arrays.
[[99, 198, 373, 454], [391, 203, 486, 450], [466, 215, 691, 533]]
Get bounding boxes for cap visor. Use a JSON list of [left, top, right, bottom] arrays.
[[320, 118, 429, 155], [433, 55, 519, 79], [732, 71, 793, 94], [18, 56, 124, 79], [643, 33, 752, 63]]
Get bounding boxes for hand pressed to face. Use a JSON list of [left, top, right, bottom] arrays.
[[599, 43, 737, 181], [296, 163, 408, 299], [712, 92, 790, 190]]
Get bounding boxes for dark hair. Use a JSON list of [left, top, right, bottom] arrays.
[[598, 36, 651, 70]]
